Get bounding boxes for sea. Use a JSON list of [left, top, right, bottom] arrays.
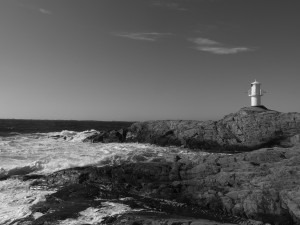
[[0, 119, 236, 225]]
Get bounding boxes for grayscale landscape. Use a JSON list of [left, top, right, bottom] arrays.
[[0, 0, 300, 224]]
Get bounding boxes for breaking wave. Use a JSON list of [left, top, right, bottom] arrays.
[[0, 130, 203, 179]]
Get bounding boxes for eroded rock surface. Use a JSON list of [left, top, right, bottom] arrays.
[[128, 107, 300, 152], [27, 145, 300, 224]]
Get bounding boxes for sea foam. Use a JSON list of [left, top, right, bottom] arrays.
[[0, 131, 201, 178]]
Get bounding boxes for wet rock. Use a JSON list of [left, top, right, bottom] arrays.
[[82, 132, 105, 143], [82, 129, 128, 143]]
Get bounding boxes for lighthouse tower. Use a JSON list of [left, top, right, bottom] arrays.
[[248, 80, 264, 106]]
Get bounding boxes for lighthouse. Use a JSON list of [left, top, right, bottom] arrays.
[[248, 80, 264, 106]]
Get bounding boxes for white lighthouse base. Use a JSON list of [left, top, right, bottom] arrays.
[[251, 96, 261, 106]]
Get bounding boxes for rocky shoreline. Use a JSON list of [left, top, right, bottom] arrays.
[[12, 106, 300, 224], [63, 106, 300, 153], [15, 144, 299, 225]]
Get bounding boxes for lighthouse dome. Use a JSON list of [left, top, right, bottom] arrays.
[[251, 80, 260, 84]]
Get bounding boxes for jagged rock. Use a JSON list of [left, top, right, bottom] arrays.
[[82, 129, 128, 143], [127, 107, 300, 152], [82, 131, 105, 143], [30, 145, 300, 224]]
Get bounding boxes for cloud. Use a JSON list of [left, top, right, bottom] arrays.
[[39, 8, 52, 15], [115, 32, 172, 42], [192, 38, 219, 46], [196, 46, 251, 54], [189, 37, 253, 55]]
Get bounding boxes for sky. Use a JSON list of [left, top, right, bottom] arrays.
[[0, 0, 299, 121]]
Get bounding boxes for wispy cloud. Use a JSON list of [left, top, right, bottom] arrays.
[[192, 38, 219, 46], [39, 8, 52, 15], [13, 1, 52, 15], [115, 32, 172, 42], [152, 1, 187, 11], [189, 37, 253, 55], [197, 46, 251, 54]]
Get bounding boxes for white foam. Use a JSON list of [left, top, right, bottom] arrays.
[[0, 161, 43, 179], [0, 132, 201, 176], [0, 178, 54, 225], [58, 202, 132, 225], [69, 129, 100, 142]]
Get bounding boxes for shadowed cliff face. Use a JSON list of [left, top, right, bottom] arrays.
[[127, 107, 300, 152]]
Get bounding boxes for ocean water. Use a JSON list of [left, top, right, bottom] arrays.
[[0, 130, 225, 225]]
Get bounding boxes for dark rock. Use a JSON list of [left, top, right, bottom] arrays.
[[104, 130, 123, 143], [82, 129, 128, 143], [82, 132, 105, 143], [29, 145, 300, 224], [127, 107, 300, 152], [108, 211, 249, 225]]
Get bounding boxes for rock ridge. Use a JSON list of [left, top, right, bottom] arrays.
[[126, 107, 300, 152]]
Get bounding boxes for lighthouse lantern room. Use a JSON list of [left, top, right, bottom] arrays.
[[248, 80, 264, 106]]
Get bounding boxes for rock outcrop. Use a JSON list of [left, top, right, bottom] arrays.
[[128, 106, 300, 152], [50, 107, 300, 152], [28, 145, 300, 224], [82, 129, 127, 143], [49, 129, 128, 143]]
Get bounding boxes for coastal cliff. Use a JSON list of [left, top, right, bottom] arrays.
[[127, 106, 300, 152], [20, 107, 300, 224]]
